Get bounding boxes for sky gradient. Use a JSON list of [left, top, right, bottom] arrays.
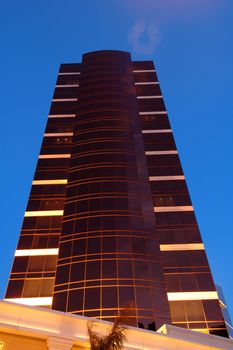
[[1, 0, 233, 320]]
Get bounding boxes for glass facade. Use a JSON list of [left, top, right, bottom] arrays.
[[5, 50, 228, 336]]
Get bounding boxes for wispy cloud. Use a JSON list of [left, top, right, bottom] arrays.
[[116, 0, 229, 56], [128, 19, 160, 56]]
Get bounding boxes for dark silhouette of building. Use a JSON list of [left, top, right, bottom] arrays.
[[5, 50, 228, 337]]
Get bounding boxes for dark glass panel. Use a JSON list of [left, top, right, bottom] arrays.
[[135, 287, 152, 309], [153, 194, 191, 207], [26, 199, 64, 211], [203, 300, 224, 321], [70, 262, 85, 282], [102, 287, 118, 308], [179, 274, 198, 292], [119, 286, 135, 307], [102, 236, 116, 253], [68, 289, 83, 311], [87, 238, 101, 254], [55, 265, 70, 284], [138, 98, 165, 111], [53, 87, 79, 99], [72, 239, 87, 256], [11, 257, 29, 273], [37, 158, 70, 167], [197, 273, 216, 291], [118, 260, 133, 278], [59, 241, 72, 259], [86, 261, 100, 280], [5, 280, 24, 298], [134, 261, 149, 278], [59, 63, 81, 72], [135, 84, 161, 96], [84, 288, 100, 310], [102, 260, 117, 279], [164, 274, 180, 292], [22, 217, 37, 229], [132, 60, 154, 70], [52, 291, 68, 311], [17, 236, 33, 249], [133, 72, 157, 83]]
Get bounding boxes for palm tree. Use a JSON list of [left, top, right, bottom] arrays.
[[87, 306, 133, 350]]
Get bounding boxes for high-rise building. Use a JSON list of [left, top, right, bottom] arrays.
[[5, 50, 229, 337]]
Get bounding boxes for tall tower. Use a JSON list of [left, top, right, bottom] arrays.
[[5, 50, 228, 337]]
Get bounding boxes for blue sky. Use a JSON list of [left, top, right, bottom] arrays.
[[1, 0, 233, 319]]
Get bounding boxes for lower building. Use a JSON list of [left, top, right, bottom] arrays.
[[0, 300, 232, 350]]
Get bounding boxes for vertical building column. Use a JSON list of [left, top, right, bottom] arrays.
[[47, 337, 73, 350]]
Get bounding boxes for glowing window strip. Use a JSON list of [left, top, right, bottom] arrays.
[[142, 129, 172, 134], [145, 150, 177, 155], [135, 82, 159, 85], [154, 206, 194, 212], [59, 72, 81, 75], [44, 132, 73, 137], [39, 154, 71, 159], [48, 114, 76, 118], [56, 84, 79, 87], [160, 243, 204, 251], [32, 179, 67, 185], [137, 95, 162, 99], [24, 210, 64, 217], [52, 98, 77, 102], [15, 248, 59, 256], [133, 70, 156, 73], [192, 329, 209, 334], [4, 297, 53, 306], [149, 175, 185, 181], [139, 111, 167, 115], [167, 291, 219, 301]]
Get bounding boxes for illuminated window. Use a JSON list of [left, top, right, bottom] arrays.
[[22, 278, 55, 297]]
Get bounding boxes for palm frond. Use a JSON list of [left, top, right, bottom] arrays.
[[87, 304, 134, 349], [87, 320, 102, 350]]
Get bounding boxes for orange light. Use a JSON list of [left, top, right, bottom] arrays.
[[142, 129, 172, 134], [15, 248, 59, 256], [39, 154, 71, 159], [133, 69, 156, 73], [146, 150, 178, 155], [167, 291, 219, 301], [32, 179, 67, 185], [137, 96, 162, 99], [24, 210, 64, 217], [48, 114, 76, 118], [4, 297, 53, 306], [160, 243, 204, 251], [149, 175, 185, 181], [139, 111, 167, 115], [44, 133, 73, 137], [52, 98, 77, 102], [154, 206, 193, 212]]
